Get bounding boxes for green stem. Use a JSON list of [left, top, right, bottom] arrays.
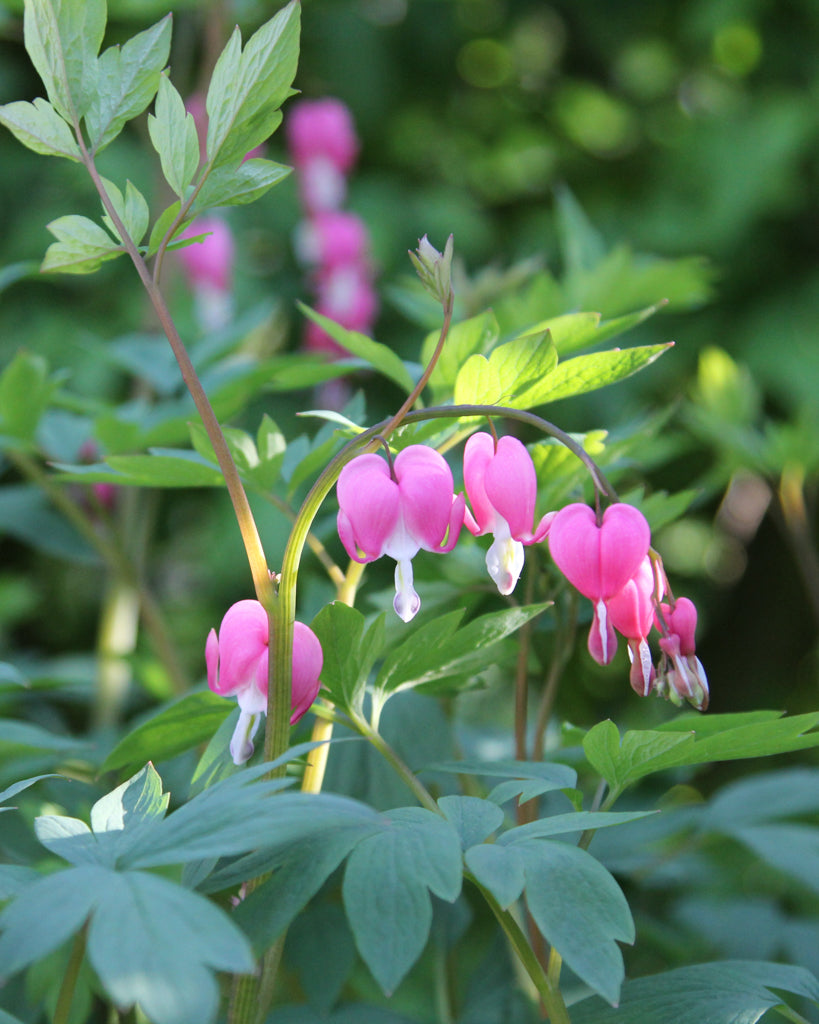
[[54, 930, 86, 1024], [79, 143, 273, 608], [471, 880, 572, 1024]]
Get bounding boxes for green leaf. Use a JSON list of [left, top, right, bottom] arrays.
[[374, 603, 550, 696], [0, 865, 40, 901], [146, 200, 195, 257], [23, 0, 106, 122], [192, 157, 291, 212], [453, 331, 558, 408], [523, 344, 672, 406], [299, 305, 416, 394], [0, 774, 57, 808], [0, 864, 101, 975], [585, 712, 819, 795], [524, 311, 602, 355], [570, 960, 819, 1024], [205, 1, 299, 171], [102, 690, 232, 773], [0, 718, 89, 758], [85, 14, 171, 153], [520, 839, 633, 1005], [100, 177, 150, 246], [429, 758, 577, 794], [54, 449, 224, 487], [41, 214, 123, 274], [0, 350, 57, 442], [342, 806, 463, 994], [496, 810, 656, 844], [437, 795, 504, 851], [0, 484, 99, 562], [86, 870, 254, 1024], [120, 764, 378, 869], [731, 823, 819, 895], [465, 843, 526, 910], [148, 74, 200, 198], [311, 603, 385, 717], [233, 831, 369, 953], [0, 98, 81, 159]]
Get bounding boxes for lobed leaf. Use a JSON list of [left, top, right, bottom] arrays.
[[520, 840, 634, 1005], [0, 98, 81, 160], [100, 177, 150, 246], [192, 157, 291, 212], [85, 14, 171, 153], [148, 73, 200, 198], [86, 870, 254, 1024], [23, 0, 106, 123], [205, 1, 299, 171], [570, 960, 819, 1024], [41, 213, 123, 274], [342, 807, 463, 994]]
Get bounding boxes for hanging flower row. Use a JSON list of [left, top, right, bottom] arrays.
[[336, 433, 709, 711]]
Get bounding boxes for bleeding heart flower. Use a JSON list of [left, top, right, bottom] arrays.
[[548, 502, 651, 666], [336, 445, 465, 621], [463, 432, 554, 595], [206, 600, 323, 765]]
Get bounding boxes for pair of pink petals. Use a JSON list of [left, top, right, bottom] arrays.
[[336, 446, 464, 621], [206, 600, 323, 765], [463, 433, 553, 596]]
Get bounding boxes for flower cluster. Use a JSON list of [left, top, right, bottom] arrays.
[[335, 432, 708, 709], [286, 98, 378, 357], [206, 600, 323, 765]]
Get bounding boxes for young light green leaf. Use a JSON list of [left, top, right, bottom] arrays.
[[522, 344, 672, 406], [90, 764, 169, 836], [41, 214, 123, 274], [192, 157, 291, 212], [148, 74, 200, 198], [342, 807, 463, 994], [100, 178, 150, 246], [570, 960, 819, 1024], [521, 840, 634, 1005], [205, 1, 300, 171], [0, 98, 81, 160], [299, 305, 416, 394], [23, 0, 106, 123], [85, 14, 172, 153]]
